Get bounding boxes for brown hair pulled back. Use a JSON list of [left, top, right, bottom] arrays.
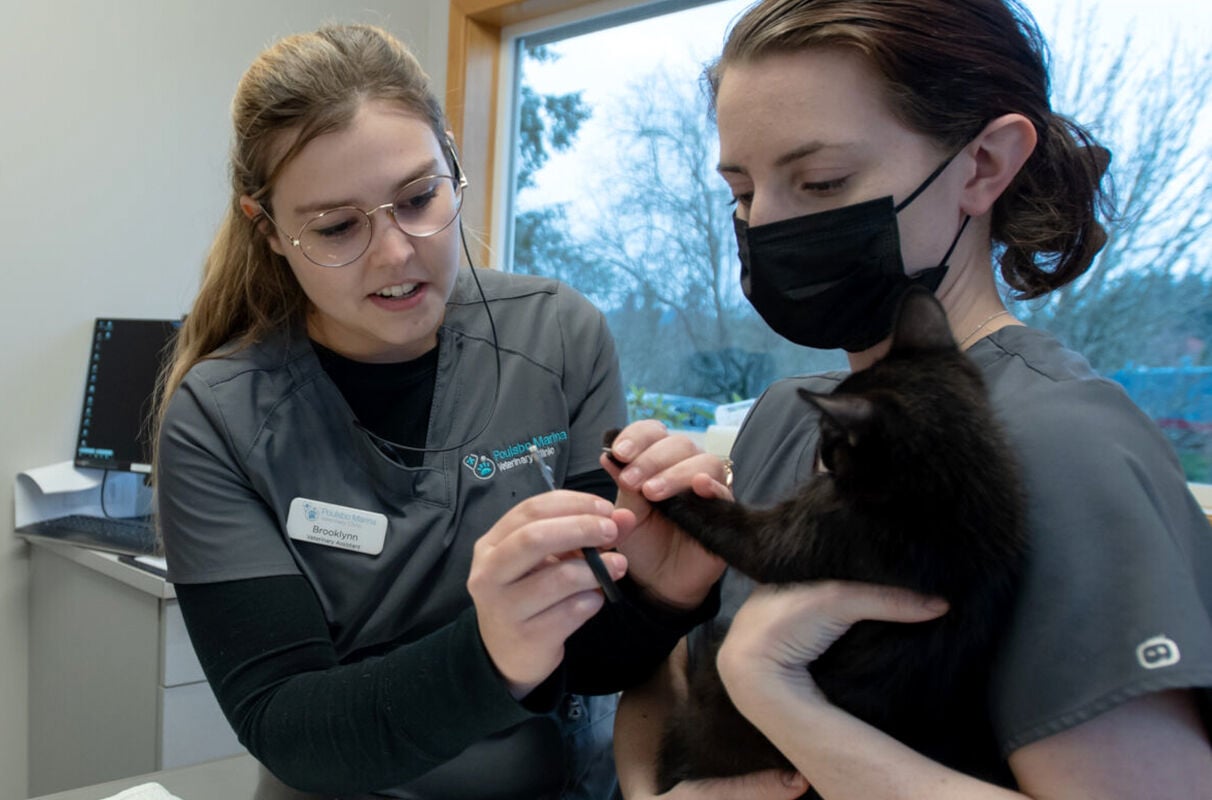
[[706, 0, 1113, 298], [154, 24, 452, 446]]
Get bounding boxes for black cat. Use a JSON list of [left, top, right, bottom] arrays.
[[609, 288, 1027, 795]]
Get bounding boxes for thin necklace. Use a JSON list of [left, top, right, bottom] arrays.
[[958, 309, 1011, 348]]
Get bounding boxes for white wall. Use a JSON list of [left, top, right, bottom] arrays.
[[0, 2, 448, 796]]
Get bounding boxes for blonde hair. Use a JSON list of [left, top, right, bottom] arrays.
[[153, 24, 452, 468]]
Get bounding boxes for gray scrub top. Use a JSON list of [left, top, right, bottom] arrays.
[[158, 267, 626, 659], [718, 324, 1212, 762]]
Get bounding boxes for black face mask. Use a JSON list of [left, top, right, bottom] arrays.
[[736, 155, 970, 352]]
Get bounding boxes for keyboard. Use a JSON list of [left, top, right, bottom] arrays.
[[18, 514, 158, 556]]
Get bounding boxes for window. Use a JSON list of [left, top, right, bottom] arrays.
[[502, 0, 846, 435], [486, 0, 1211, 481], [1001, 2, 1212, 483]]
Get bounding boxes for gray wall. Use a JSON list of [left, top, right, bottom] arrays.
[[0, 2, 448, 796]]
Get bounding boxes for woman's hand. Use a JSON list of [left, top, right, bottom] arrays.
[[714, 584, 1211, 800], [718, 581, 948, 712], [602, 420, 730, 609], [467, 490, 632, 699]]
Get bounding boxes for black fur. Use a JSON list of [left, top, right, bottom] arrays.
[[607, 288, 1026, 794]]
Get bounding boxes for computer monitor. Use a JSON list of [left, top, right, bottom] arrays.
[[74, 318, 182, 474]]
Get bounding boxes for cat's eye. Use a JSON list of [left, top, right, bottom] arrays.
[[815, 450, 832, 474], [816, 442, 835, 474]]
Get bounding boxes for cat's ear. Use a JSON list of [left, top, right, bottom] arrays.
[[798, 388, 874, 434], [889, 287, 956, 353]]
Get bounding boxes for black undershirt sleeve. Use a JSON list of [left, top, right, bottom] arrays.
[[175, 576, 536, 794], [562, 467, 617, 502]]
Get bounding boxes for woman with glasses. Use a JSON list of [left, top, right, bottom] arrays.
[[153, 24, 722, 799], [607, 0, 1212, 798]]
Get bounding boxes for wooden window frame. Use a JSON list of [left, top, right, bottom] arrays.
[[446, 0, 640, 266], [446, 1, 589, 266]]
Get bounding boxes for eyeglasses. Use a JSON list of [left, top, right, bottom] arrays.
[[259, 173, 467, 267]]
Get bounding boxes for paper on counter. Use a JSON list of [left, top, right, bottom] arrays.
[[100, 782, 184, 800], [14, 460, 149, 528], [21, 460, 102, 493]]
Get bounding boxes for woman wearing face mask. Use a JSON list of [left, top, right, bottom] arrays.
[[604, 0, 1212, 797], [153, 24, 726, 799]]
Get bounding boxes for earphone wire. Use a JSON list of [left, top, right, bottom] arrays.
[[353, 219, 503, 457]]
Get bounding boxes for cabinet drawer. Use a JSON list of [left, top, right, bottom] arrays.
[[161, 600, 206, 686], [160, 682, 245, 769]]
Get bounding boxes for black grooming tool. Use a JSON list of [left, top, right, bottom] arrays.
[[529, 445, 623, 603]]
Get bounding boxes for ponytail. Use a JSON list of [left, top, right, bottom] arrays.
[[150, 203, 307, 482]]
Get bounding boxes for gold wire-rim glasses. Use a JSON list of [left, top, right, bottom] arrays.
[[258, 171, 469, 268]]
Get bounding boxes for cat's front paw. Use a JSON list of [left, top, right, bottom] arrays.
[[653, 493, 727, 545]]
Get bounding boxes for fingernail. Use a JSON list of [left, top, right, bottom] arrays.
[[603, 551, 628, 577], [783, 771, 807, 788], [613, 439, 636, 460], [925, 598, 950, 613], [644, 477, 666, 497], [620, 467, 640, 486], [595, 499, 614, 516]]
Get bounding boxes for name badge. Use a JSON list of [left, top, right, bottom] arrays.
[[286, 497, 387, 556]]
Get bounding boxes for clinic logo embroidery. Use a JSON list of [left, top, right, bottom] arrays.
[[463, 454, 497, 480], [1136, 634, 1181, 669], [464, 429, 571, 481]]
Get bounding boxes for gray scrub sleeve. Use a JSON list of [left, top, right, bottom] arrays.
[[158, 366, 302, 583], [986, 367, 1212, 753]]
